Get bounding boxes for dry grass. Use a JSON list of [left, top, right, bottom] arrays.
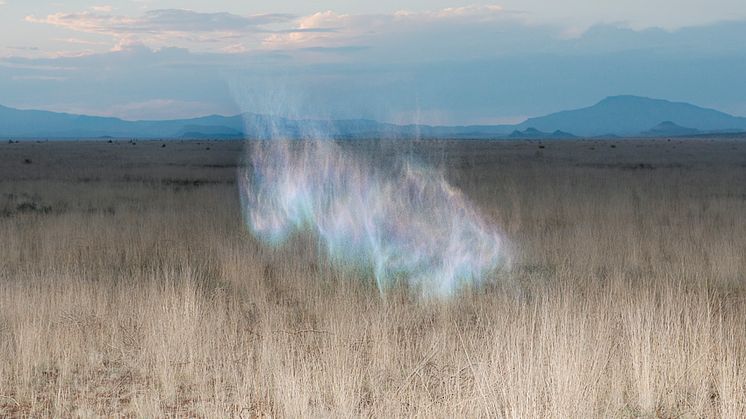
[[1, 138, 745, 417]]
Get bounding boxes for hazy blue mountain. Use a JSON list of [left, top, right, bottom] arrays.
[[641, 121, 701, 137], [0, 104, 514, 139], [1, 95, 746, 139], [509, 128, 576, 139], [0, 104, 246, 138], [517, 95, 746, 136]]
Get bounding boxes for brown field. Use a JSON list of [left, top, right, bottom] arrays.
[[1, 138, 746, 417]]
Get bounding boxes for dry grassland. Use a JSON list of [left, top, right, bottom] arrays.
[[1, 138, 745, 417]]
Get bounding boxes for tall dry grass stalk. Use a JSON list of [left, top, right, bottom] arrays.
[[0, 139, 745, 417]]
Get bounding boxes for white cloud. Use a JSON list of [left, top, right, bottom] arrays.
[[263, 5, 512, 50], [52, 38, 108, 47], [25, 9, 299, 53], [91, 5, 112, 13], [26, 5, 520, 55], [27, 9, 294, 33]]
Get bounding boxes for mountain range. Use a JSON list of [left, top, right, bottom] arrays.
[[2, 95, 746, 139]]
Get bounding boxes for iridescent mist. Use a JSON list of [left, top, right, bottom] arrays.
[[239, 136, 508, 297]]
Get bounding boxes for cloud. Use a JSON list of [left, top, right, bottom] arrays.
[[26, 5, 526, 56], [26, 9, 302, 53], [263, 5, 512, 49], [259, 5, 549, 62], [27, 9, 295, 34], [91, 5, 112, 13], [53, 38, 108, 46], [9, 6, 746, 124]]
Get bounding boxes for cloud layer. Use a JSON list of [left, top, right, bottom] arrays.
[[3, 5, 746, 123], [24, 5, 530, 55], [26, 8, 317, 52], [28, 9, 294, 33]]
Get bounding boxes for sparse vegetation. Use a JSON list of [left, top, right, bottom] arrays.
[[1, 139, 745, 417]]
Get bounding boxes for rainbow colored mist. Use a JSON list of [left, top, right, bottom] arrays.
[[239, 137, 508, 297]]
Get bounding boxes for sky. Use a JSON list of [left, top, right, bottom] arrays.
[[1, 1, 746, 124]]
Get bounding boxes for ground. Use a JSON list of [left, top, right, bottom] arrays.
[[1, 138, 745, 417]]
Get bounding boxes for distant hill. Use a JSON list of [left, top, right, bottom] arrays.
[[0, 105, 246, 139], [641, 121, 701, 137], [1, 95, 745, 139], [518, 96, 746, 136], [517, 95, 746, 137], [0, 104, 515, 139], [509, 128, 576, 139]]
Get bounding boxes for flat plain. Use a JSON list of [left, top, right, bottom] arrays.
[[1, 138, 746, 417]]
